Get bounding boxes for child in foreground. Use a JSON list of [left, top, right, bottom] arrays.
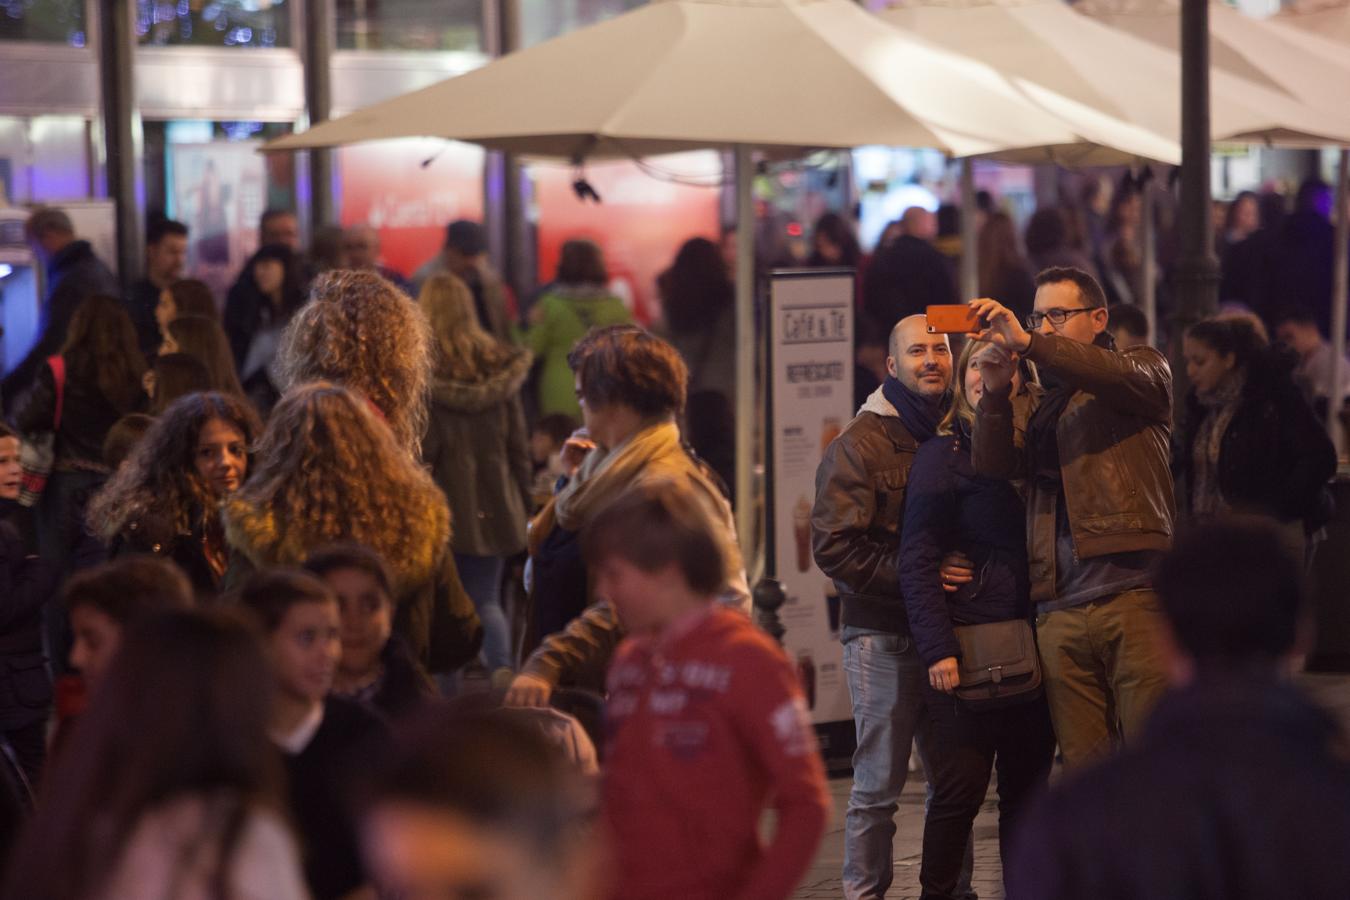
[[584, 480, 830, 900]]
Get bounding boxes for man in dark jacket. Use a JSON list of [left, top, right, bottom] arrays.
[[2, 207, 117, 410], [812, 314, 955, 899], [1006, 519, 1350, 900], [970, 267, 1174, 768], [124, 217, 189, 356], [863, 207, 957, 330]]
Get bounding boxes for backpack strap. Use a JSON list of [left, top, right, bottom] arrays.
[[46, 355, 66, 431]]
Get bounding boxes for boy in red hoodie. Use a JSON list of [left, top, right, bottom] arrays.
[[584, 480, 830, 900]]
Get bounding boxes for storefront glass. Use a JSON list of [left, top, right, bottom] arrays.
[[519, 0, 643, 47], [334, 0, 481, 51], [0, 0, 86, 46], [136, 0, 291, 47]]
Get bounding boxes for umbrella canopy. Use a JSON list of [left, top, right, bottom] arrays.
[[882, 0, 1350, 147], [1075, 0, 1350, 145], [265, 0, 1177, 165], [1279, 3, 1350, 49]]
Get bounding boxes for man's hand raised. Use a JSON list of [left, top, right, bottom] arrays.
[[972, 343, 1017, 398], [969, 298, 1032, 354]]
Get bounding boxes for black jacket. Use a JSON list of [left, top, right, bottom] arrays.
[[1177, 365, 1336, 527], [124, 279, 164, 358], [1, 241, 117, 410], [812, 396, 921, 635], [862, 235, 957, 330], [0, 517, 57, 728], [1006, 676, 1350, 900], [109, 506, 224, 599], [898, 434, 1029, 668]]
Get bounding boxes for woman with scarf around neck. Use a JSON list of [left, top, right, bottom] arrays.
[[505, 326, 749, 708], [1177, 316, 1335, 562], [898, 341, 1055, 900]]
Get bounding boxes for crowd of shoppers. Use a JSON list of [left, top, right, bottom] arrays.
[[2, 182, 1348, 900]]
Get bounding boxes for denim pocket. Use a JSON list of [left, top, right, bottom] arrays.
[[861, 633, 911, 656]]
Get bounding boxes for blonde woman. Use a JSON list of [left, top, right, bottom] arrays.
[[420, 273, 534, 672], [275, 270, 433, 455], [895, 340, 1051, 899], [223, 382, 482, 675]]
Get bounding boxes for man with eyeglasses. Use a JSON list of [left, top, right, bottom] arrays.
[[966, 266, 1174, 769]]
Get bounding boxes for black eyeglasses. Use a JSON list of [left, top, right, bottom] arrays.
[[1026, 307, 1094, 329]]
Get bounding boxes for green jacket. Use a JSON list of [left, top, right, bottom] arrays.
[[524, 286, 633, 418]]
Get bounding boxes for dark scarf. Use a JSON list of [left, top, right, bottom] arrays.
[[882, 376, 944, 444], [1026, 330, 1117, 483]]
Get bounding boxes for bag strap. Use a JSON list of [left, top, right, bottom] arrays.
[[47, 355, 66, 431]]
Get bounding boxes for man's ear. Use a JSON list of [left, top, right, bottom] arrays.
[[885, 356, 898, 379], [1090, 306, 1110, 335]]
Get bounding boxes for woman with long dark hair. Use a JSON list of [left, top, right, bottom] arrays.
[[223, 244, 307, 414], [145, 353, 213, 416], [162, 315, 247, 401], [420, 273, 533, 673], [14, 294, 146, 565], [1, 609, 308, 900], [155, 278, 218, 342], [87, 392, 261, 597], [808, 212, 863, 269]]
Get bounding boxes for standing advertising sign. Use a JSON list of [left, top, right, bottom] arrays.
[[767, 270, 855, 765]]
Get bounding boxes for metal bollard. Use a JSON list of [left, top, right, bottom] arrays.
[[752, 578, 787, 646]]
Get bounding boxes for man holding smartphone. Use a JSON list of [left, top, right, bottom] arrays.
[[967, 267, 1174, 768]]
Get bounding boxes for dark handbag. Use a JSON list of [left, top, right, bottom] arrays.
[[952, 619, 1042, 709]]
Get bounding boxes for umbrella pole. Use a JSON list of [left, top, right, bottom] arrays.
[[1141, 172, 1157, 346], [960, 158, 977, 302], [1329, 147, 1349, 455], [734, 145, 756, 558]]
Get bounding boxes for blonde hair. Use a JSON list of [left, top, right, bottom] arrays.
[[275, 270, 432, 454], [418, 273, 517, 382], [224, 382, 450, 585], [938, 342, 1035, 436]]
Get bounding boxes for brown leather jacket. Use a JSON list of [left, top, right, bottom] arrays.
[[973, 333, 1176, 605]]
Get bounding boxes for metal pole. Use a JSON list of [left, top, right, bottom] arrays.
[[1140, 172, 1157, 346], [304, 0, 334, 229], [1329, 148, 1349, 455], [492, 0, 531, 306], [959, 157, 977, 301], [98, 0, 140, 288], [734, 144, 756, 559], [1172, 0, 1220, 391]]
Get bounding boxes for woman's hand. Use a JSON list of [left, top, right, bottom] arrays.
[[969, 298, 1032, 354], [971, 343, 1018, 398], [504, 673, 554, 708], [940, 551, 975, 594], [929, 657, 961, 693]]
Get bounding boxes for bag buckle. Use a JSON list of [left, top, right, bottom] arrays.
[[987, 665, 1003, 684]]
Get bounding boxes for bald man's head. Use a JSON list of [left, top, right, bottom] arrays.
[[342, 224, 381, 270], [888, 315, 953, 400], [901, 207, 938, 243]]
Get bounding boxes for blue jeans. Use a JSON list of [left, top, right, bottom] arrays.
[[453, 553, 512, 671], [842, 627, 976, 900]]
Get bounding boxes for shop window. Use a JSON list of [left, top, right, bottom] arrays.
[[519, 0, 643, 48], [0, 0, 86, 46], [335, 0, 481, 51], [136, 0, 291, 47]]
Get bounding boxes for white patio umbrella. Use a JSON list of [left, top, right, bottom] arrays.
[[1278, 2, 1350, 45], [1079, 0, 1350, 449], [880, 0, 1350, 344], [267, 0, 1182, 553]]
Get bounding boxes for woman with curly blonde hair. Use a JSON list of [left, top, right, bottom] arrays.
[[275, 270, 432, 454], [88, 391, 261, 596], [223, 382, 481, 674], [420, 273, 533, 672]]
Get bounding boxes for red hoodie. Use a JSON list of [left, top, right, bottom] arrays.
[[603, 606, 830, 900]]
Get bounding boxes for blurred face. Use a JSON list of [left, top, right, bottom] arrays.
[[69, 606, 121, 689], [593, 556, 683, 637], [887, 317, 952, 400], [1184, 335, 1237, 396], [268, 600, 342, 704], [963, 350, 1020, 407], [343, 229, 379, 270], [194, 418, 248, 496], [364, 804, 590, 900], [1277, 321, 1322, 360], [1032, 281, 1107, 345], [1234, 196, 1259, 235], [814, 233, 841, 263], [155, 287, 177, 334], [323, 567, 393, 681], [261, 213, 300, 251], [1112, 327, 1149, 350], [0, 436, 21, 501], [530, 430, 558, 465], [254, 258, 285, 297], [147, 234, 188, 284]]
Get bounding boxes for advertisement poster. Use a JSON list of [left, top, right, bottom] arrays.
[[768, 270, 855, 741], [169, 141, 268, 301]]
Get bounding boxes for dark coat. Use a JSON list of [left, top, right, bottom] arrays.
[[2, 241, 117, 410], [1006, 677, 1350, 900], [109, 505, 224, 599], [1264, 211, 1337, 338], [1177, 363, 1336, 527], [124, 278, 165, 358], [862, 235, 957, 330], [14, 357, 123, 468], [422, 348, 533, 558], [0, 517, 57, 728], [898, 433, 1029, 667]]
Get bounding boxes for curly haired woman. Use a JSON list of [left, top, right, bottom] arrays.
[[275, 270, 432, 455], [223, 382, 482, 675], [420, 273, 533, 673], [87, 391, 261, 597]]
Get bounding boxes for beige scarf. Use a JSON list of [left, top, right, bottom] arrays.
[[553, 420, 686, 531]]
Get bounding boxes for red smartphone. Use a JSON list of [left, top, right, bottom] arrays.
[[926, 305, 984, 335]]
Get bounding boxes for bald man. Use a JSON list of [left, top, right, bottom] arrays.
[[341, 224, 411, 294], [863, 206, 957, 335], [812, 315, 963, 899]]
